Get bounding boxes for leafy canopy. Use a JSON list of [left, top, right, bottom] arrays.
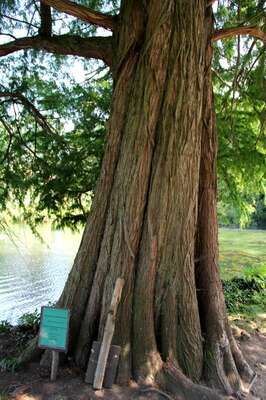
[[214, 0, 266, 226]]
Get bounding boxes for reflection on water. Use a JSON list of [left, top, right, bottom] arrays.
[[0, 225, 81, 324]]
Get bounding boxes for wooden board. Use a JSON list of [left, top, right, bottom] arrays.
[[85, 341, 121, 388], [93, 278, 124, 389]]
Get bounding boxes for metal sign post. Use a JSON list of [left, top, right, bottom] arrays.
[[38, 306, 70, 381]]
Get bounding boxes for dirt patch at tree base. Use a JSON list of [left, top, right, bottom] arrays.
[[238, 332, 266, 400], [0, 332, 265, 400]]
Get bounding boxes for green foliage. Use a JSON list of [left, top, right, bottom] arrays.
[[0, 320, 12, 333], [18, 309, 40, 329], [214, 1, 266, 226], [218, 194, 266, 228], [223, 263, 266, 315], [218, 201, 244, 226], [0, 0, 114, 229], [0, 60, 112, 229], [0, 357, 18, 373], [251, 194, 266, 228], [220, 232, 266, 331], [0, 311, 42, 371]]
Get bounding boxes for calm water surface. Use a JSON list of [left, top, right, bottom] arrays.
[[0, 225, 81, 324], [1, 226, 265, 324]]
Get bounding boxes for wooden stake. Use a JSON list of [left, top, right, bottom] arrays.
[[50, 350, 59, 381], [93, 277, 124, 390]]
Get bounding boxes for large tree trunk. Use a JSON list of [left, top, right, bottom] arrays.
[[36, 1, 253, 398], [60, 0, 206, 380]]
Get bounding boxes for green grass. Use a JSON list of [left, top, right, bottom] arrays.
[[219, 228, 266, 333], [219, 228, 266, 280]]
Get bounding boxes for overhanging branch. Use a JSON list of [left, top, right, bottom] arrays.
[[0, 90, 71, 149], [213, 26, 266, 43], [0, 34, 113, 66], [0, 12, 39, 28], [42, 0, 116, 30], [0, 90, 55, 135]]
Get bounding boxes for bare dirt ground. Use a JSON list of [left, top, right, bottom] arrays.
[[239, 332, 266, 400], [0, 332, 265, 400]]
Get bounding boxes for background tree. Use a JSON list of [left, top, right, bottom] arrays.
[[0, 1, 265, 399], [214, 0, 266, 226]]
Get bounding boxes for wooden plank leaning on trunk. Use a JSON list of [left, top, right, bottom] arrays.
[[85, 341, 121, 387], [93, 277, 124, 390]]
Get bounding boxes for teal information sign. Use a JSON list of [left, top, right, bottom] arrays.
[[38, 307, 70, 352]]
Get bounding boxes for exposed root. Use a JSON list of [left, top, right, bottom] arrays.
[[203, 338, 238, 396], [202, 332, 257, 400], [247, 372, 257, 392], [157, 360, 231, 400], [227, 332, 254, 384], [222, 339, 242, 392], [140, 387, 174, 400]]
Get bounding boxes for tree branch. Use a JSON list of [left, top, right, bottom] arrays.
[[212, 69, 231, 87], [213, 26, 266, 43], [39, 2, 52, 36], [41, 0, 116, 30], [0, 90, 55, 135], [0, 33, 17, 40], [0, 34, 113, 66], [0, 90, 70, 151], [0, 12, 39, 28]]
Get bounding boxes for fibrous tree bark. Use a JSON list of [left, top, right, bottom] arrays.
[[0, 0, 260, 398], [51, 2, 253, 398], [61, 0, 207, 388]]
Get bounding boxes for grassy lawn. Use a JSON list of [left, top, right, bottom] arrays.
[[219, 228, 266, 279], [219, 228, 266, 333]]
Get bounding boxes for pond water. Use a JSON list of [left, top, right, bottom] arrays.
[[0, 225, 81, 324], [0, 226, 265, 324]]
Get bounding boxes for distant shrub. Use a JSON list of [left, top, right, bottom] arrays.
[[18, 309, 40, 331], [223, 263, 266, 314], [242, 264, 266, 289]]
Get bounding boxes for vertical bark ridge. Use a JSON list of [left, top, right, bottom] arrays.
[[59, 50, 140, 352], [99, 1, 177, 382], [73, 46, 144, 367], [74, 0, 176, 380], [195, 8, 239, 393], [59, 0, 147, 363], [131, 0, 176, 382], [133, 0, 206, 382], [159, 0, 205, 380]]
